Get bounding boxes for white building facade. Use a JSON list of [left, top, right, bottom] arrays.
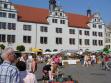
[[105, 26, 111, 49], [0, 0, 105, 52]]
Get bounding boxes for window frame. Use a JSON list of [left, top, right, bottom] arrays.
[[69, 38, 75, 45], [23, 36, 31, 43], [56, 37, 62, 44], [40, 37, 48, 44]]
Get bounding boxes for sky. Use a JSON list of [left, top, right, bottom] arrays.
[[11, 0, 111, 24]]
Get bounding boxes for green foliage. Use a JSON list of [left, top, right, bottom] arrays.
[[103, 47, 110, 54], [0, 44, 5, 50], [16, 45, 25, 52], [103, 47, 109, 52]]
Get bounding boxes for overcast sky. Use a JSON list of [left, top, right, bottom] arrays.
[[11, 0, 111, 24]]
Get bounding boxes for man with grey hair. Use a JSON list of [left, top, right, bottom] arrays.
[[0, 47, 20, 83]]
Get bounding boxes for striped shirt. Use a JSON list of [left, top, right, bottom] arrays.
[[0, 60, 20, 83]]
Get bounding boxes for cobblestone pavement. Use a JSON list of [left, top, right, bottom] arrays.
[[35, 63, 111, 83]]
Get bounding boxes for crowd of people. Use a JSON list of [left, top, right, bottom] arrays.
[[79, 53, 96, 67], [0, 47, 111, 83], [0, 47, 38, 83], [0, 47, 63, 83], [79, 52, 111, 71], [42, 54, 62, 83]]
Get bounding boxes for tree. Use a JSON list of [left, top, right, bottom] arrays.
[[103, 47, 109, 52], [0, 44, 5, 50], [103, 47, 110, 54], [16, 45, 25, 52]]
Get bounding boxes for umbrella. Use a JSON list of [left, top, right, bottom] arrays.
[[103, 49, 111, 54], [32, 48, 43, 52], [96, 49, 103, 53]]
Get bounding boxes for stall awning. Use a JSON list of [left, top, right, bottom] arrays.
[[32, 48, 42, 52]]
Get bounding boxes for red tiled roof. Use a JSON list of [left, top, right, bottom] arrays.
[[66, 13, 92, 28], [14, 4, 92, 28]]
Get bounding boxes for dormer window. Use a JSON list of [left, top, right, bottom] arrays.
[[94, 18, 97, 22], [55, 12, 57, 16], [4, 4, 8, 9], [98, 19, 100, 22], [60, 13, 62, 16], [99, 25, 102, 29], [93, 24, 96, 28]]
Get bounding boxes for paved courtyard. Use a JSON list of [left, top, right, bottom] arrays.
[[36, 63, 111, 83]]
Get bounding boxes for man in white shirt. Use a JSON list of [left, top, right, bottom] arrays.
[[91, 54, 96, 65]]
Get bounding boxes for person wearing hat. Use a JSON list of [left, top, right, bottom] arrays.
[[0, 47, 20, 83]]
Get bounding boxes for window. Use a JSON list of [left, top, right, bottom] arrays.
[[52, 19, 58, 23], [56, 28, 62, 33], [23, 36, 31, 43], [40, 26, 48, 32], [0, 22, 6, 29], [60, 20, 65, 24], [93, 40, 97, 45], [98, 32, 103, 37], [84, 31, 89, 36], [93, 24, 96, 28], [94, 18, 97, 22], [40, 37, 48, 44], [99, 25, 102, 29], [4, 4, 8, 9], [69, 38, 75, 45], [79, 39, 82, 45], [69, 29, 75, 34], [8, 23, 16, 30], [106, 39, 110, 43], [79, 30, 82, 35], [92, 31, 97, 36], [55, 12, 57, 16], [7, 35, 15, 43], [0, 34, 6, 42], [56, 37, 62, 44], [0, 12, 6, 17], [60, 13, 62, 16], [98, 40, 103, 46], [98, 19, 101, 22], [8, 13, 16, 18], [23, 25, 31, 31], [85, 39, 90, 45]]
